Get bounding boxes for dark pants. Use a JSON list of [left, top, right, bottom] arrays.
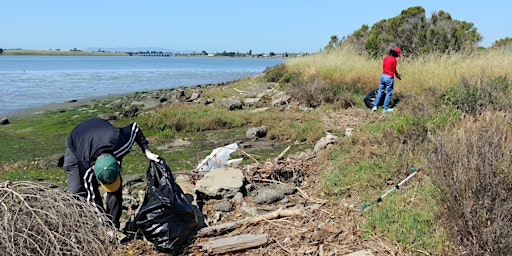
[[63, 144, 123, 228]]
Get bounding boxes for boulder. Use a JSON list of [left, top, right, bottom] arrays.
[[195, 167, 245, 199]]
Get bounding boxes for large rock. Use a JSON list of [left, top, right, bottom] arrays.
[[220, 99, 243, 110], [313, 132, 339, 152], [246, 126, 268, 139], [195, 167, 245, 199]]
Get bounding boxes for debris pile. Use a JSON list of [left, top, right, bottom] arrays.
[[0, 181, 116, 256]]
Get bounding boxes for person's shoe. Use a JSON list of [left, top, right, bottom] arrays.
[[371, 106, 377, 112], [383, 108, 394, 113]]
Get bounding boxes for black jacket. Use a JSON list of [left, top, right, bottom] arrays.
[[66, 118, 150, 172]]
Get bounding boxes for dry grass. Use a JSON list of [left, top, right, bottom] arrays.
[[286, 47, 512, 96]]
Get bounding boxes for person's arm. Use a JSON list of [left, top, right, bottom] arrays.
[[132, 123, 150, 152], [132, 123, 160, 161], [393, 60, 401, 80]]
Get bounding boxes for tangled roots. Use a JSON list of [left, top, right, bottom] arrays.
[[0, 181, 116, 256]]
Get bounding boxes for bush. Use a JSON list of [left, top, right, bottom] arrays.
[[442, 76, 511, 115], [263, 63, 288, 83], [428, 112, 512, 255], [287, 76, 355, 108]]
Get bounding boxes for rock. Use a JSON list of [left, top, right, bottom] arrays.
[[345, 127, 354, 137], [250, 107, 269, 113], [195, 167, 245, 199], [141, 98, 161, 110], [213, 201, 233, 212], [175, 174, 195, 196], [0, 118, 10, 125], [97, 112, 118, 120], [220, 99, 243, 110], [239, 202, 259, 216], [271, 92, 291, 107], [242, 98, 261, 107], [246, 126, 268, 139], [313, 132, 339, 152], [254, 187, 285, 204]]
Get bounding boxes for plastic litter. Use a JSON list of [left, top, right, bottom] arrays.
[[194, 143, 239, 176], [135, 158, 197, 255]]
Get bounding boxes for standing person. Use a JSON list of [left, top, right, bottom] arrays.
[[63, 118, 160, 229], [372, 47, 402, 113]]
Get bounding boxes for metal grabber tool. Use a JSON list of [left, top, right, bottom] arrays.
[[359, 167, 421, 211]]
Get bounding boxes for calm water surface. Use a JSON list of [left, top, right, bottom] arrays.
[[0, 55, 284, 116]]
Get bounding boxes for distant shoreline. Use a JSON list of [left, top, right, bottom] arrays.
[[1, 49, 295, 58], [1, 50, 129, 56]]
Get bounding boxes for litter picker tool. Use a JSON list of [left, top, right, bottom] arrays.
[[359, 167, 421, 211]]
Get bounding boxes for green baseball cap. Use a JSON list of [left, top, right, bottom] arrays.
[[94, 154, 121, 192]]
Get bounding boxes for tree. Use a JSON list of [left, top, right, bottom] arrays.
[[492, 37, 512, 50], [340, 6, 482, 57], [324, 35, 339, 51]]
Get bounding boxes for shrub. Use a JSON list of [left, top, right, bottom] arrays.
[[442, 76, 511, 115], [287, 76, 355, 108], [428, 112, 512, 255], [263, 63, 288, 83]]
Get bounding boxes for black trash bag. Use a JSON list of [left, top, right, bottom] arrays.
[[135, 158, 197, 255], [363, 88, 386, 108]]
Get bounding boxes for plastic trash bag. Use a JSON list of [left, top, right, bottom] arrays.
[[363, 88, 386, 108], [135, 158, 197, 255], [194, 143, 238, 176]]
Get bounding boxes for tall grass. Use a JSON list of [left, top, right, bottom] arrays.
[[286, 47, 512, 95], [286, 46, 379, 93]]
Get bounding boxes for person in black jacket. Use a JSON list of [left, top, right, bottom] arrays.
[[63, 118, 160, 228]]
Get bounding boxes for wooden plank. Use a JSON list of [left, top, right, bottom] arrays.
[[199, 233, 269, 254]]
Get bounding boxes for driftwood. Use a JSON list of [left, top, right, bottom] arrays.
[[198, 233, 269, 254], [197, 203, 321, 237]]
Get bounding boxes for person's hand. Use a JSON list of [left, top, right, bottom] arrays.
[[396, 74, 402, 80], [145, 151, 160, 162]]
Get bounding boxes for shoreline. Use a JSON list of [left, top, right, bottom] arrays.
[[5, 92, 140, 118], [4, 80, 230, 119]]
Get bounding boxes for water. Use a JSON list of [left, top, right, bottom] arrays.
[[0, 55, 284, 116]]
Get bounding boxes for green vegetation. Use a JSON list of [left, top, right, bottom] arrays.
[[2, 6, 512, 255], [329, 6, 482, 57]]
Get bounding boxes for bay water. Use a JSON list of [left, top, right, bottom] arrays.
[[0, 55, 284, 116]]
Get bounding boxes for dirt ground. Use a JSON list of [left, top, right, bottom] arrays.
[[114, 107, 405, 256]]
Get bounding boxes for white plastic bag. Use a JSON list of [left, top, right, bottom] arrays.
[[194, 143, 239, 175]]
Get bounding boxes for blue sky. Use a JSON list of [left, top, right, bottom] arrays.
[[1, 0, 510, 53]]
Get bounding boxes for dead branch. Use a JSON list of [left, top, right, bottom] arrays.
[[276, 145, 291, 161], [0, 181, 116, 256], [196, 203, 321, 237]]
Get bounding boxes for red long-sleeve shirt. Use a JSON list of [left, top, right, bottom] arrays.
[[382, 55, 398, 78]]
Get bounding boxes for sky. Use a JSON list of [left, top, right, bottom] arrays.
[[1, 0, 511, 53]]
